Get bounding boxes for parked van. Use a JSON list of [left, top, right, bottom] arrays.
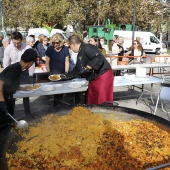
[[113, 30, 162, 53], [28, 28, 68, 40]]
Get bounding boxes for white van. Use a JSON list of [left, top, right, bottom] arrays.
[[113, 30, 162, 54], [28, 28, 68, 40]]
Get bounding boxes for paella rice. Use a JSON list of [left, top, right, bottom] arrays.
[[6, 106, 170, 170], [49, 74, 61, 81]]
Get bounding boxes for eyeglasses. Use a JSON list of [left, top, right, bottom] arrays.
[[13, 42, 21, 45]]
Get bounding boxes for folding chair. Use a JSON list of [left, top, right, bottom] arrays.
[[153, 75, 170, 120]]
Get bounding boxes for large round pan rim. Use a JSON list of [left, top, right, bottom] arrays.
[[0, 105, 170, 170]]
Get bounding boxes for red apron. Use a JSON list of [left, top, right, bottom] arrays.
[[87, 68, 114, 104]]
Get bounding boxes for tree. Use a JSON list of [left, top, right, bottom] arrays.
[[1, 0, 169, 37]]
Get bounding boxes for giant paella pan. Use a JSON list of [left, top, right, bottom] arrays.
[[0, 105, 170, 170]]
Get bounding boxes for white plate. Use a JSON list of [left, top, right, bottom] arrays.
[[53, 84, 63, 88], [114, 80, 120, 83], [40, 85, 54, 92], [72, 78, 87, 85], [69, 83, 81, 88]]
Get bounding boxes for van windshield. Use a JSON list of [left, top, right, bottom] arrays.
[[150, 36, 159, 44]]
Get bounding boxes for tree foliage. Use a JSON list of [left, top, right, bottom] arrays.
[[1, 0, 170, 34]]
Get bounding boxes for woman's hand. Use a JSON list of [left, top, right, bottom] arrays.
[[125, 51, 131, 56], [42, 56, 46, 61]]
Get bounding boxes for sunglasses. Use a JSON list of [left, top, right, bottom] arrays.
[[54, 41, 60, 44]]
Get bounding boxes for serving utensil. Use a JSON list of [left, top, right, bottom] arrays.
[[6, 112, 28, 131]]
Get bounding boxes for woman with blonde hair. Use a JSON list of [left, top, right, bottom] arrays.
[[112, 36, 124, 60], [45, 33, 69, 74], [45, 34, 70, 106]]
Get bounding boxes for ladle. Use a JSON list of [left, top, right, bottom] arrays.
[[6, 112, 29, 131]]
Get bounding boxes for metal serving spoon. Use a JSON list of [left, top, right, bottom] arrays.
[[6, 112, 29, 131]]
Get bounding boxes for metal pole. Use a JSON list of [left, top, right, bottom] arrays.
[[132, 0, 136, 43], [0, 0, 6, 37], [97, 1, 101, 26]]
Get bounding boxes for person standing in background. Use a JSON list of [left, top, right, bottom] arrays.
[[37, 35, 50, 63], [3, 32, 32, 114], [26, 36, 37, 82], [89, 36, 106, 57], [109, 35, 119, 51], [100, 37, 109, 54], [45, 33, 70, 106], [3, 32, 30, 68], [158, 43, 168, 55], [0, 36, 3, 47], [0, 37, 10, 67], [111, 36, 125, 75], [125, 40, 145, 64], [111, 36, 124, 59], [45, 33, 69, 74]]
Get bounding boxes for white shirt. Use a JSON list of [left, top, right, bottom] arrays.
[[3, 42, 30, 68], [134, 49, 142, 61], [102, 44, 109, 54], [111, 43, 119, 56]]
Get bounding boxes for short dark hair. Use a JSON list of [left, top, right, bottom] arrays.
[[21, 49, 38, 62], [114, 35, 119, 39], [68, 35, 82, 44], [11, 32, 23, 40], [28, 34, 35, 39]]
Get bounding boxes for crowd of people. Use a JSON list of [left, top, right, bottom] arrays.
[[0, 31, 115, 131], [0, 30, 169, 130]]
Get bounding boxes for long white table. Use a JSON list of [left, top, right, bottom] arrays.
[[13, 76, 162, 114], [114, 75, 162, 87], [112, 63, 170, 70], [13, 80, 88, 98], [114, 76, 163, 113], [14, 76, 162, 98]]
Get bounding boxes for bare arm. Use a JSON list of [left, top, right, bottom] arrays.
[[45, 56, 50, 72], [65, 56, 69, 73], [3, 47, 11, 68]]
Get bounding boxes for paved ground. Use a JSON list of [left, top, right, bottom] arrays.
[[14, 75, 170, 122]]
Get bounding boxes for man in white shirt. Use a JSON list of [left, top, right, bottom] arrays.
[[3, 32, 30, 68], [3, 32, 31, 114]]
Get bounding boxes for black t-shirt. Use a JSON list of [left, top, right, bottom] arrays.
[[0, 62, 22, 95]]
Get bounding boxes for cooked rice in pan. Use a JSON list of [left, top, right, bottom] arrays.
[[6, 107, 170, 170]]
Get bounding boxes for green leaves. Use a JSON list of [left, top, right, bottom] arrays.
[[0, 0, 169, 36]]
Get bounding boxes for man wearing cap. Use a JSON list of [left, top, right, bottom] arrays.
[[0, 37, 10, 67], [0, 49, 38, 130]]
